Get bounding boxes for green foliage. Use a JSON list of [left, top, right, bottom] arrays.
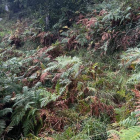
[[0, 52, 23, 136], [0, 47, 58, 137], [119, 111, 139, 128], [0, 108, 12, 116], [1, 0, 98, 28], [102, 6, 131, 24], [1, 0, 140, 139], [45, 55, 82, 94], [0, 120, 6, 137], [54, 118, 107, 140], [3, 87, 60, 136], [81, 118, 107, 139], [120, 126, 140, 140], [121, 48, 140, 84], [117, 0, 140, 8], [40, 90, 60, 108], [45, 55, 82, 72], [54, 127, 75, 140], [108, 126, 140, 140]]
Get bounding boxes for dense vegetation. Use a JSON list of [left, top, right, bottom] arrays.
[[1, 0, 140, 139]]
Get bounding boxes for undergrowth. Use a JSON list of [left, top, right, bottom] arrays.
[[1, 0, 140, 139]]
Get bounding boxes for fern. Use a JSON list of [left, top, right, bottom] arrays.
[[2, 95, 11, 104], [59, 79, 72, 94], [23, 118, 34, 136], [108, 110, 140, 140], [43, 56, 82, 94], [45, 56, 82, 72], [121, 48, 140, 84], [0, 108, 12, 116], [5, 88, 37, 134], [22, 109, 38, 136], [5, 87, 60, 136], [127, 73, 140, 84], [76, 33, 88, 46], [40, 90, 59, 107], [119, 111, 138, 128], [10, 108, 26, 127], [102, 6, 131, 24], [108, 126, 140, 140], [121, 48, 140, 67], [0, 119, 6, 136], [120, 126, 140, 140]]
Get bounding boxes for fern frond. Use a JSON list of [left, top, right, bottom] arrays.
[[2, 95, 11, 104], [40, 90, 59, 107], [121, 48, 140, 84], [127, 73, 140, 84], [107, 129, 120, 140], [44, 56, 82, 73], [119, 111, 138, 128], [121, 48, 140, 67], [0, 108, 12, 117], [120, 126, 140, 140], [10, 108, 26, 126], [108, 126, 140, 140], [23, 117, 34, 136], [0, 119, 6, 136]]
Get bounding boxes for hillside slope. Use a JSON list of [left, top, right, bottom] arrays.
[[1, 0, 140, 139]]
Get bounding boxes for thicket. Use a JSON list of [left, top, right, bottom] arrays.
[[1, 0, 140, 139], [0, 0, 102, 29]]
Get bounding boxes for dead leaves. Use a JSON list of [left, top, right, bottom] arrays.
[[99, 9, 108, 16], [39, 109, 66, 135], [102, 32, 111, 41], [37, 32, 56, 46], [67, 35, 77, 50], [77, 17, 97, 29], [90, 97, 115, 121], [40, 72, 49, 83]]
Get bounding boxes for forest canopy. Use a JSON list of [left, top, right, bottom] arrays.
[[0, 0, 102, 27]]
